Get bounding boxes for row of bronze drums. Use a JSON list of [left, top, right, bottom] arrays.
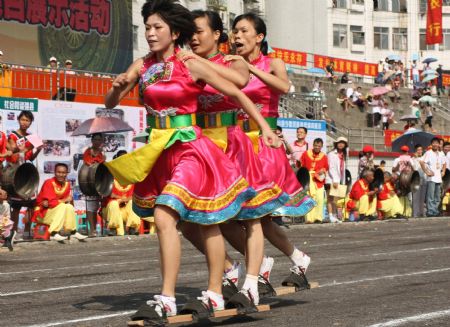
[[1, 163, 449, 201], [0, 163, 114, 199]]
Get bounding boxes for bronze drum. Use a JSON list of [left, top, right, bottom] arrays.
[[398, 170, 421, 196], [78, 163, 114, 197], [1, 163, 40, 199], [296, 167, 310, 191]]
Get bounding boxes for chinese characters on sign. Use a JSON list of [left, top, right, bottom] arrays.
[[0, 97, 38, 112], [268, 48, 307, 66], [426, 0, 443, 44], [0, 0, 111, 35], [314, 55, 378, 77]]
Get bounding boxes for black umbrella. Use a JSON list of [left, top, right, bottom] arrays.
[[391, 130, 435, 152]]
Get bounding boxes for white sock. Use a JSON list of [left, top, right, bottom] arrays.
[[242, 274, 259, 305], [258, 256, 274, 280], [289, 248, 310, 271], [205, 290, 224, 310]]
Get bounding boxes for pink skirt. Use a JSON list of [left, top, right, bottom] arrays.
[[257, 138, 316, 217], [132, 126, 255, 225], [225, 126, 288, 219]]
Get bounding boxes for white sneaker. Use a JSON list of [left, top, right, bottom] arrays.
[[73, 232, 88, 241], [259, 256, 274, 281], [197, 290, 224, 311], [146, 295, 177, 317], [329, 215, 342, 224], [223, 262, 243, 287], [50, 233, 68, 242]]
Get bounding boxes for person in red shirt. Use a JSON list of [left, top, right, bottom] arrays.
[[7, 111, 43, 238], [0, 129, 13, 165], [102, 150, 141, 236], [300, 138, 328, 223], [347, 169, 378, 220], [82, 133, 106, 237], [377, 171, 403, 219], [33, 163, 87, 242]]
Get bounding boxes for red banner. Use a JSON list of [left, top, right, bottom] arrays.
[[268, 48, 307, 66], [384, 130, 405, 147], [426, 0, 443, 44], [314, 55, 378, 77]]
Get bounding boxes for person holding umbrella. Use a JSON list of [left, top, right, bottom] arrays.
[[420, 137, 447, 217]]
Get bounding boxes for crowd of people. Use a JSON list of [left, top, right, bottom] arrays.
[[1, 0, 449, 324]]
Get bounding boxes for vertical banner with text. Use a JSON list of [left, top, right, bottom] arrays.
[[426, 0, 443, 44]]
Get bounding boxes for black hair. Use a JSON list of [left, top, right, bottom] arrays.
[[191, 10, 228, 44], [114, 150, 128, 159], [91, 133, 104, 140], [276, 125, 282, 132], [232, 13, 268, 55], [18, 110, 34, 122], [313, 138, 323, 145], [431, 137, 441, 144], [444, 142, 450, 147], [141, 0, 195, 47], [414, 144, 423, 150], [297, 127, 307, 133], [54, 163, 69, 171], [380, 160, 386, 165]]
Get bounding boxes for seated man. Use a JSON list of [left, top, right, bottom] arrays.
[[102, 150, 141, 236], [347, 169, 378, 221], [33, 163, 87, 242], [377, 172, 403, 219]]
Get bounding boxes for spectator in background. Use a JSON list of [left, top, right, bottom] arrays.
[[379, 160, 386, 171], [411, 144, 427, 217], [301, 138, 329, 224], [367, 95, 383, 128], [312, 77, 320, 92], [337, 87, 355, 113], [410, 100, 421, 120], [82, 133, 106, 237], [358, 145, 375, 177], [326, 61, 337, 84], [411, 60, 419, 85], [0, 189, 15, 251], [275, 126, 293, 157], [423, 102, 433, 129], [436, 64, 444, 96], [33, 163, 88, 242], [377, 60, 384, 74], [326, 137, 348, 223], [64, 60, 76, 75], [420, 137, 446, 217], [352, 86, 365, 113], [320, 105, 336, 133], [341, 71, 350, 84], [45, 56, 58, 72], [381, 101, 394, 131], [290, 127, 308, 168]]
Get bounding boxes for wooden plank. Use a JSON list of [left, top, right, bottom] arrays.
[[309, 281, 320, 289], [127, 304, 270, 326], [274, 281, 319, 296]]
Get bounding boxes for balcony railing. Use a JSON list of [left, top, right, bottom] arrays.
[[0, 63, 139, 106]]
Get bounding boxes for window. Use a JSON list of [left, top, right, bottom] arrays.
[[333, 0, 347, 8], [420, 29, 435, 50], [374, 0, 388, 11], [392, 28, 407, 50], [374, 26, 389, 49], [352, 0, 364, 4], [419, 0, 427, 13], [351, 25, 365, 45], [444, 0, 450, 5], [132, 25, 139, 50], [439, 29, 450, 51], [392, 0, 407, 12], [333, 24, 347, 48]]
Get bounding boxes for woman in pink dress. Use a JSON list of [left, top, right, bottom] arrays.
[[104, 0, 279, 322], [224, 13, 316, 289], [179, 10, 289, 308]]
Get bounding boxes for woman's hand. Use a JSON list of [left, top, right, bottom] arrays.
[[224, 55, 249, 66], [111, 73, 130, 91], [176, 49, 199, 62], [261, 127, 280, 148]]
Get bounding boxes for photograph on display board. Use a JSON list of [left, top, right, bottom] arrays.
[[43, 140, 71, 157], [104, 134, 125, 153], [43, 161, 72, 174], [7, 111, 16, 120], [95, 108, 125, 120], [66, 119, 82, 135]]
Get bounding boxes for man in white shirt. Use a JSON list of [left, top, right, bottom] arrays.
[[420, 138, 447, 217], [346, 81, 354, 99], [411, 144, 427, 217]]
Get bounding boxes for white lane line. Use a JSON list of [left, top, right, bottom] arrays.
[[14, 267, 450, 326], [21, 311, 134, 327], [366, 308, 450, 327], [319, 267, 450, 288]]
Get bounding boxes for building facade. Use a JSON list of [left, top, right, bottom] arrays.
[[265, 0, 450, 67]]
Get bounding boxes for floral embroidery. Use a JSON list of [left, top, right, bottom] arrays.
[[139, 61, 174, 100], [198, 94, 224, 111]]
